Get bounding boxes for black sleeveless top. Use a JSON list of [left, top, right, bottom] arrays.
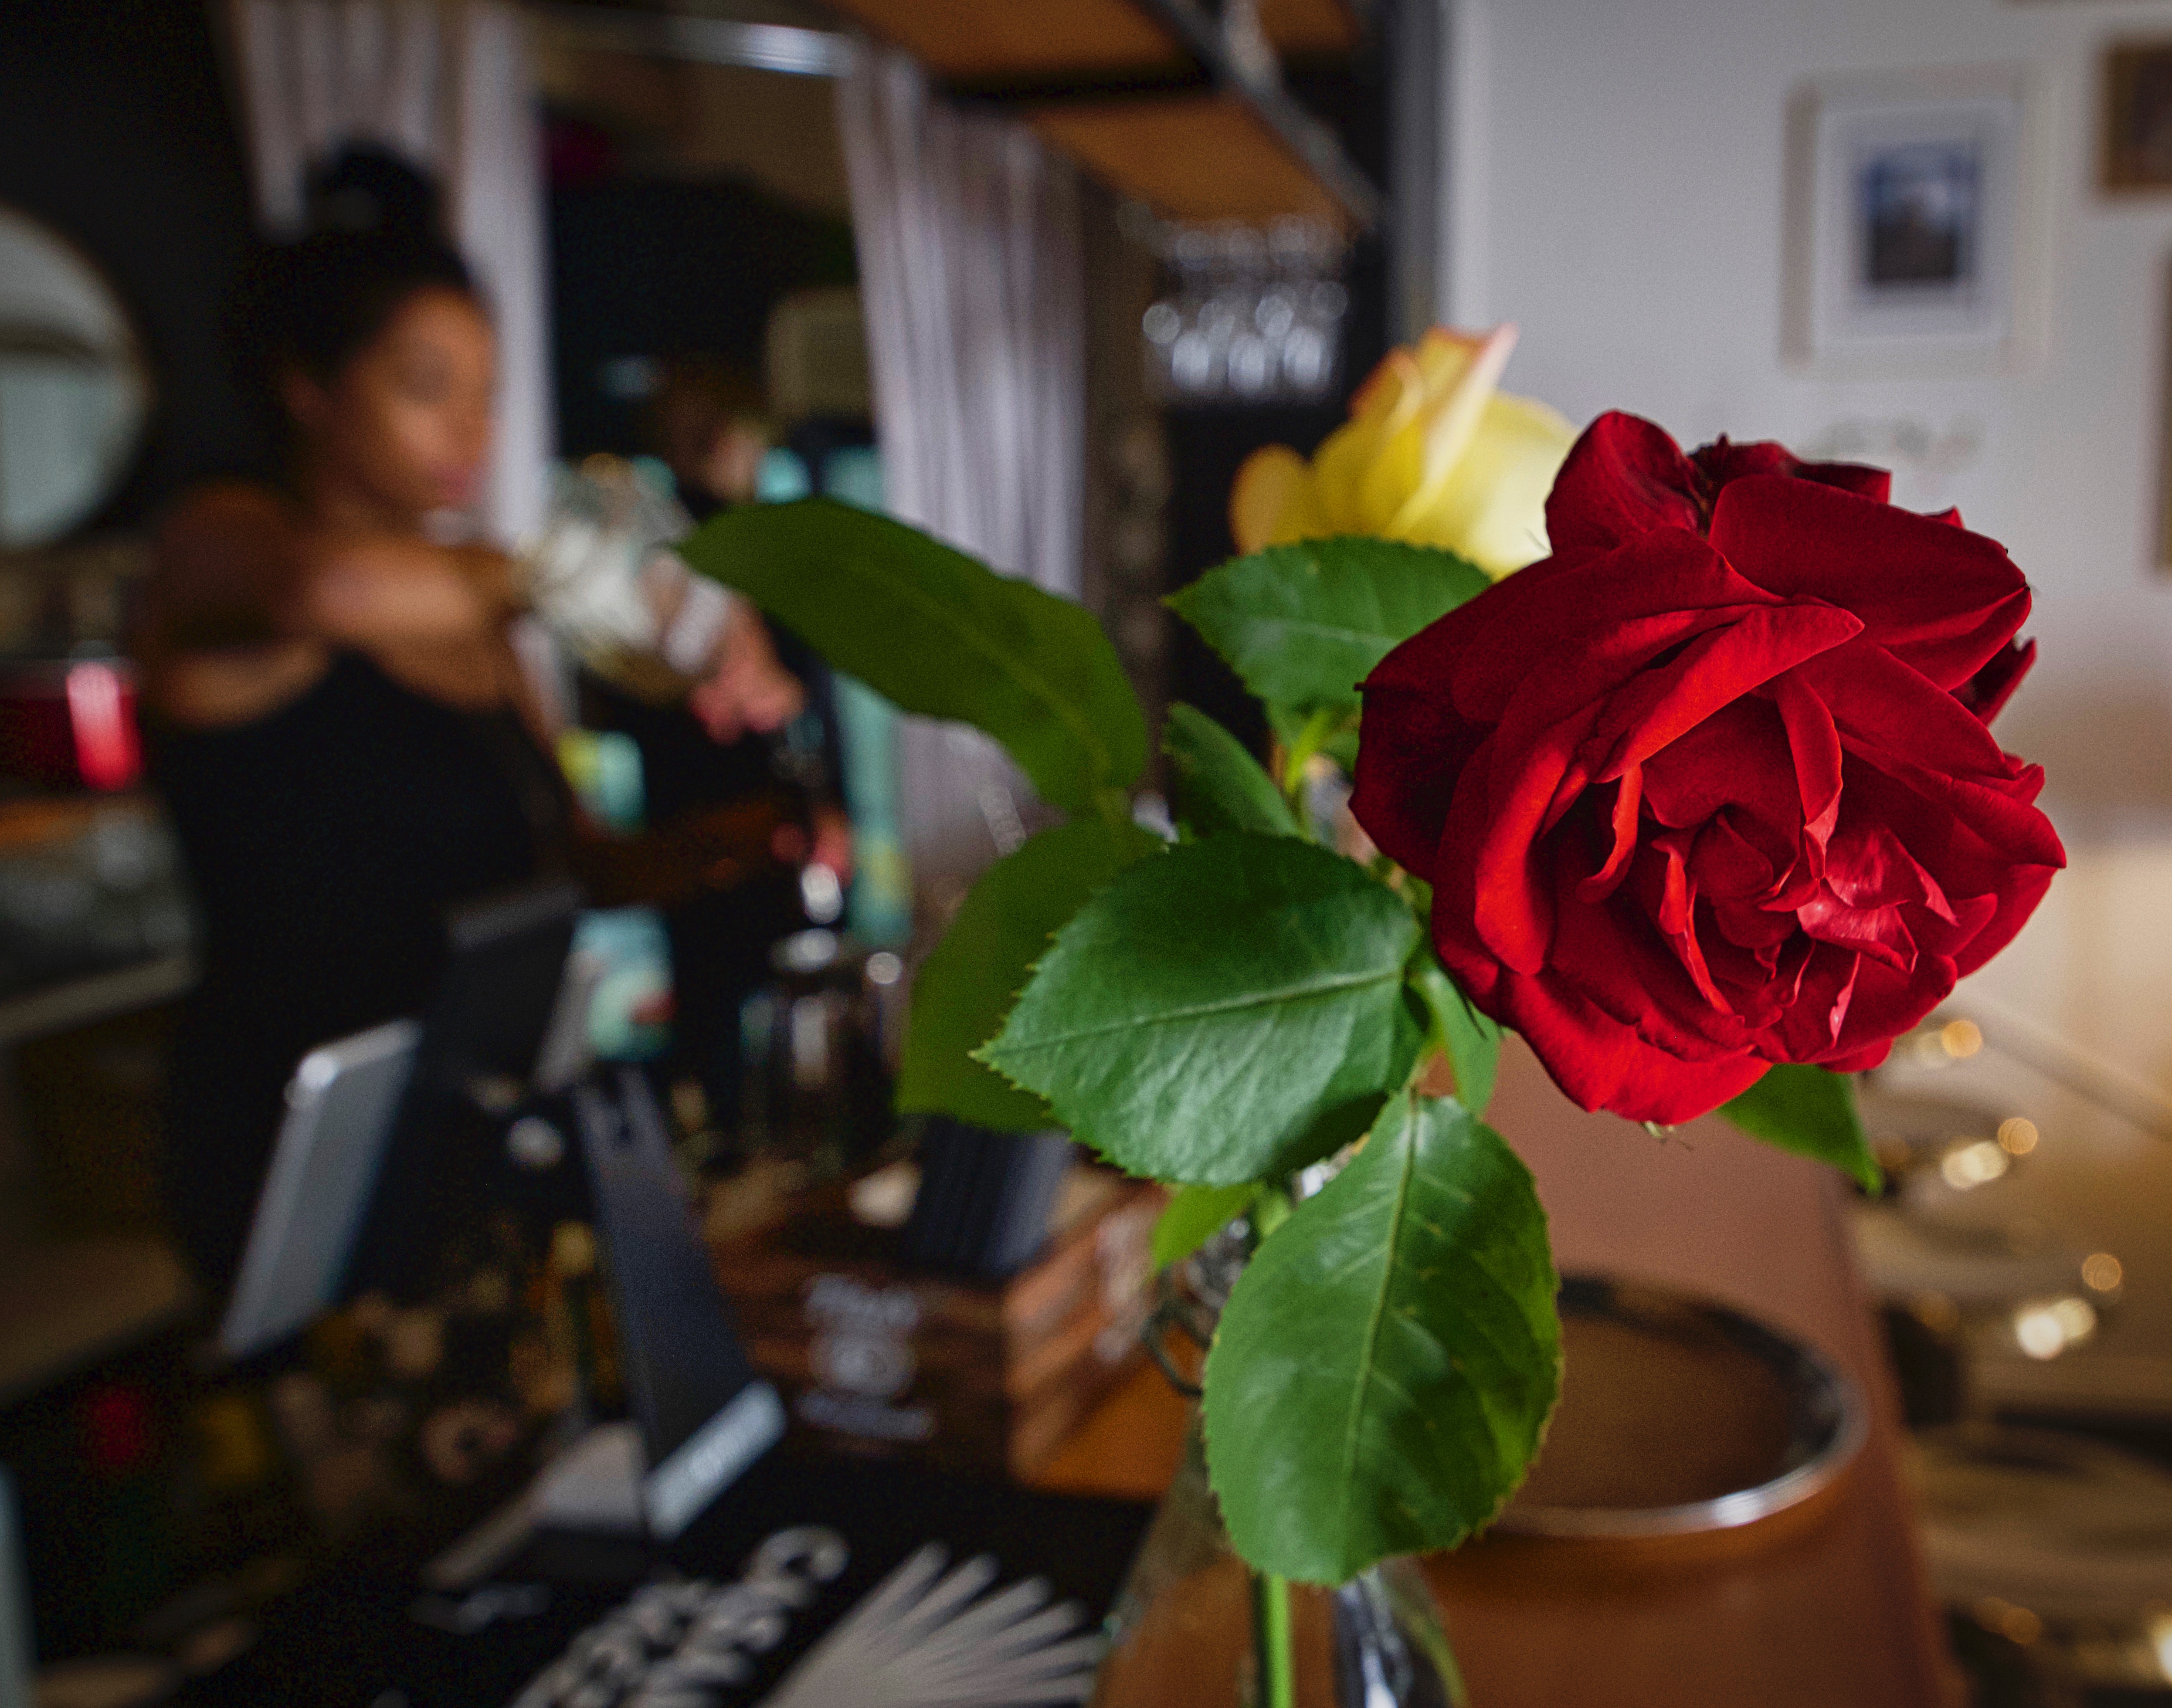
[[149, 650, 572, 1291]]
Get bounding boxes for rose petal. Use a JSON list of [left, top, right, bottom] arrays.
[[1954, 637, 2036, 725], [1467, 705, 1601, 972], [1709, 476, 2031, 690], [1691, 437, 1892, 505], [1795, 639, 2023, 793], [1689, 815, 1780, 901], [1574, 765, 1643, 902], [1228, 443, 1324, 554], [1420, 531, 1778, 727], [1642, 698, 1800, 843], [1949, 863, 2057, 979], [1542, 411, 1705, 559], [1797, 888, 1918, 974], [1351, 673, 1486, 878], [1555, 841, 1746, 1051], [1586, 603, 1863, 782], [1491, 959, 1768, 1122], [1772, 675, 1842, 857]]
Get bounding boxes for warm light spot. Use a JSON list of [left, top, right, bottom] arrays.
[[2014, 1296, 2097, 1359], [2050, 1296, 2097, 1342], [2082, 1253, 2124, 1293], [1997, 1117, 2039, 1156], [1940, 1019, 1984, 1059], [1941, 1140, 2009, 1190], [2014, 1306, 2067, 1360], [2148, 1610, 2172, 1683]]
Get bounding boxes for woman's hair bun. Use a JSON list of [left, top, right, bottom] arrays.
[[302, 143, 446, 241], [227, 144, 478, 448]]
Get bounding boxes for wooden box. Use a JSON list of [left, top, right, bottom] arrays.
[[708, 1167, 1162, 1481]]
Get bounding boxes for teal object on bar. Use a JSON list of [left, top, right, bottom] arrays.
[[557, 727, 647, 835], [816, 445, 910, 947], [740, 442, 913, 947], [757, 447, 813, 504], [575, 907, 674, 1062]]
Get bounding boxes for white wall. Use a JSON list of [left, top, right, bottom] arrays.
[[1449, 0, 2172, 1073], [1445, 0, 2172, 1406]]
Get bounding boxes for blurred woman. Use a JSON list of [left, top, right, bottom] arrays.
[[136, 154, 803, 1290]]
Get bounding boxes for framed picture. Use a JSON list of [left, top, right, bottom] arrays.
[[1785, 67, 2049, 374], [2102, 41, 2172, 192]]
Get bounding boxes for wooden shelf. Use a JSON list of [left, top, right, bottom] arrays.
[[1258, 0, 1361, 58], [1027, 91, 1348, 225], [813, 0, 1380, 228], [817, 0, 1188, 81]]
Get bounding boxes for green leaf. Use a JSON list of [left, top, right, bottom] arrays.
[[1168, 537, 1491, 716], [1203, 1093, 1561, 1583], [679, 498, 1146, 813], [898, 817, 1161, 1130], [1162, 704, 1300, 840], [1720, 1064, 1880, 1192], [1151, 1181, 1261, 1269], [1408, 955, 1502, 1116], [979, 835, 1424, 1185]]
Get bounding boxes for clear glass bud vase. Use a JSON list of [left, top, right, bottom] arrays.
[[1090, 1423, 1463, 1708], [1092, 1220, 1465, 1708]]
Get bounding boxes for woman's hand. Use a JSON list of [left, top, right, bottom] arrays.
[[810, 802, 854, 886], [687, 607, 805, 743]]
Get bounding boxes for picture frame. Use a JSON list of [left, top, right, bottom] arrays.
[[1785, 66, 2050, 375], [2156, 260, 2172, 573], [2102, 40, 2172, 193]]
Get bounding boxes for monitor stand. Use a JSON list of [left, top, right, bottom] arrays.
[[425, 1068, 784, 1589]]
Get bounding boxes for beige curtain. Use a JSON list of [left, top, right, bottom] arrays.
[[226, 0, 553, 542], [835, 48, 1087, 923]]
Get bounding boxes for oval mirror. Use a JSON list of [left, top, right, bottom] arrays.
[[0, 207, 150, 549]]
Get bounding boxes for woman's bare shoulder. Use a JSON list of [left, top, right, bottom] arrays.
[[144, 481, 302, 645], [139, 482, 328, 728]]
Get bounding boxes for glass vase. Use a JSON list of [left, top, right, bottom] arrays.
[[1090, 1424, 1462, 1708], [1092, 1230, 1464, 1708]]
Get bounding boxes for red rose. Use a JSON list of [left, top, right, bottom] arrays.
[[1351, 411, 2065, 1124]]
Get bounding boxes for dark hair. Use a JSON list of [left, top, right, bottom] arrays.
[[228, 146, 479, 442], [648, 355, 770, 477]]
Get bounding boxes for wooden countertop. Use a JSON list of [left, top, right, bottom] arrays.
[[1027, 1038, 1963, 1707]]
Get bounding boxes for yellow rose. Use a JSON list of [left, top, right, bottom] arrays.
[[1229, 325, 1576, 579]]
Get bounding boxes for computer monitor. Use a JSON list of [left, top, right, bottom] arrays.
[[569, 1068, 784, 1539], [218, 881, 585, 1358], [216, 879, 780, 1549], [217, 1017, 423, 1360]]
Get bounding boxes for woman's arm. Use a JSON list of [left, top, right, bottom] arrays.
[[138, 483, 531, 728], [143, 483, 515, 655], [300, 532, 514, 649]]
